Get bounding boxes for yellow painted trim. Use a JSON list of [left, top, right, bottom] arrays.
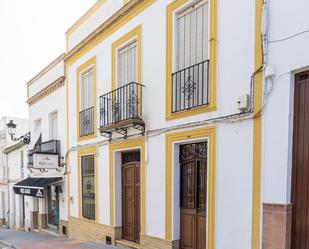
[[165, 126, 216, 249], [109, 138, 146, 234], [77, 146, 98, 223], [111, 25, 142, 90], [165, 0, 217, 120], [251, 0, 263, 248], [76, 56, 97, 142], [66, 0, 155, 66], [65, 63, 71, 223], [66, 0, 107, 36]]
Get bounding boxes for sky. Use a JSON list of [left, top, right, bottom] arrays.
[[0, 0, 97, 119]]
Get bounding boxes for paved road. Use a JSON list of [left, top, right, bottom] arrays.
[[0, 228, 121, 249]]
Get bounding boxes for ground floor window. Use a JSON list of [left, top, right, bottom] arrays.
[[81, 155, 95, 220]]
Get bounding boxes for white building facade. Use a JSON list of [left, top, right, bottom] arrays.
[[65, 1, 260, 249], [0, 116, 28, 227], [3, 142, 28, 230], [13, 54, 68, 235]]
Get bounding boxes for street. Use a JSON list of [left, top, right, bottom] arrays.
[[0, 228, 120, 249]]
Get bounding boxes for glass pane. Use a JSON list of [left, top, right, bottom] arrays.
[[81, 155, 95, 220]]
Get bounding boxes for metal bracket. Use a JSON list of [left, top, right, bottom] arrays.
[[115, 128, 128, 139], [132, 123, 145, 135], [100, 131, 112, 142]]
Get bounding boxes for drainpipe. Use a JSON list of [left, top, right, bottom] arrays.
[[5, 151, 10, 229]]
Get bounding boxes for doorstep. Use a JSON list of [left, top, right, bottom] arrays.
[[41, 228, 60, 237], [116, 239, 141, 249]]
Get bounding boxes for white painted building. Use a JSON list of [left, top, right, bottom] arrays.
[[3, 142, 28, 230], [12, 54, 68, 235], [64, 1, 259, 249], [0, 116, 28, 227], [4, 0, 306, 248]]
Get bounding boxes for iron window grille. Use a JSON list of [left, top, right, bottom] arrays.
[[79, 106, 94, 137], [99, 82, 143, 127], [172, 60, 209, 113], [179, 142, 207, 209], [81, 155, 95, 220]]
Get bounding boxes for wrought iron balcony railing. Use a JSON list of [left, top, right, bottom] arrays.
[[28, 140, 61, 166], [79, 106, 94, 137], [27, 149, 34, 166], [172, 60, 209, 113], [34, 139, 60, 154], [99, 82, 144, 140], [100, 82, 143, 127]]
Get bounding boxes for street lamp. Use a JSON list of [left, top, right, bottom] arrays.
[[6, 120, 31, 144]]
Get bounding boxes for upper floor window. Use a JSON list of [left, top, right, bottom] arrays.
[[176, 0, 208, 71], [34, 119, 41, 142], [117, 40, 138, 87], [49, 112, 58, 140], [79, 66, 95, 137], [172, 0, 209, 113]]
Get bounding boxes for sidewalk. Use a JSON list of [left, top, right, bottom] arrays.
[[0, 228, 121, 249]]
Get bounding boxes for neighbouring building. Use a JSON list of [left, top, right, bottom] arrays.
[[0, 116, 28, 227], [12, 54, 68, 235], [3, 141, 28, 230]]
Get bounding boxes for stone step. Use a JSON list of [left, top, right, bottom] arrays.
[[116, 239, 141, 249]]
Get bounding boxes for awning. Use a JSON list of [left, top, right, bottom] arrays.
[[13, 177, 62, 198]]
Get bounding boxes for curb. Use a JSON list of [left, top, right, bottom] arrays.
[[0, 239, 16, 249]]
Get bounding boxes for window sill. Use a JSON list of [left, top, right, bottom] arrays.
[[166, 104, 216, 121]]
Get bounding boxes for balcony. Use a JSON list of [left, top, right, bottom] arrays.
[[172, 60, 209, 113], [28, 140, 61, 166], [27, 149, 34, 166], [34, 139, 60, 154], [79, 106, 94, 137], [99, 82, 145, 140]]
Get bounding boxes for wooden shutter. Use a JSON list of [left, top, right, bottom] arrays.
[[176, 0, 209, 71], [117, 41, 138, 87], [49, 112, 58, 140], [80, 68, 94, 111]]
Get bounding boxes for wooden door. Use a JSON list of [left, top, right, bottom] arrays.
[[292, 71, 309, 249], [122, 151, 141, 243], [180, 143, 207, 249]]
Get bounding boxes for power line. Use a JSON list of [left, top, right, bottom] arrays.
[[268, 28, 309, 44]]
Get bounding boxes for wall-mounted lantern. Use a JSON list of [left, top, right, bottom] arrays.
[[6, 120, 30, 144]]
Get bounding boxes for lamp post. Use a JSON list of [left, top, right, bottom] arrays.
[[6, 120, 30, 144]]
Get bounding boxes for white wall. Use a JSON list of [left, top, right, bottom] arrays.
[[66, 0, 258, 248], [27, 55, 67, 223], [262, 0, 309, 204], [67, 0, 124, 50], [28, 60, 64, 99]]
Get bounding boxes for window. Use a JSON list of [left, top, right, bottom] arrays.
[[20, 151, 24, 179], [80, 68, 94, 111], [169, 0, 212, 115], [79, 67, 95, 137], [34, 119, 41, 141], [117, 40, 138, 87], [180, 142, 207, 209], [176, 0, 208, 71], [81, 155, 95, 220], [49, 112, 58, 140]]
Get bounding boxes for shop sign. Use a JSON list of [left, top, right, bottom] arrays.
[[33, 153, 59, 169], [13, 187, 45, 198]]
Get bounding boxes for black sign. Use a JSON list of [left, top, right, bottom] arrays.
[[13, 186, 45, 198]]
